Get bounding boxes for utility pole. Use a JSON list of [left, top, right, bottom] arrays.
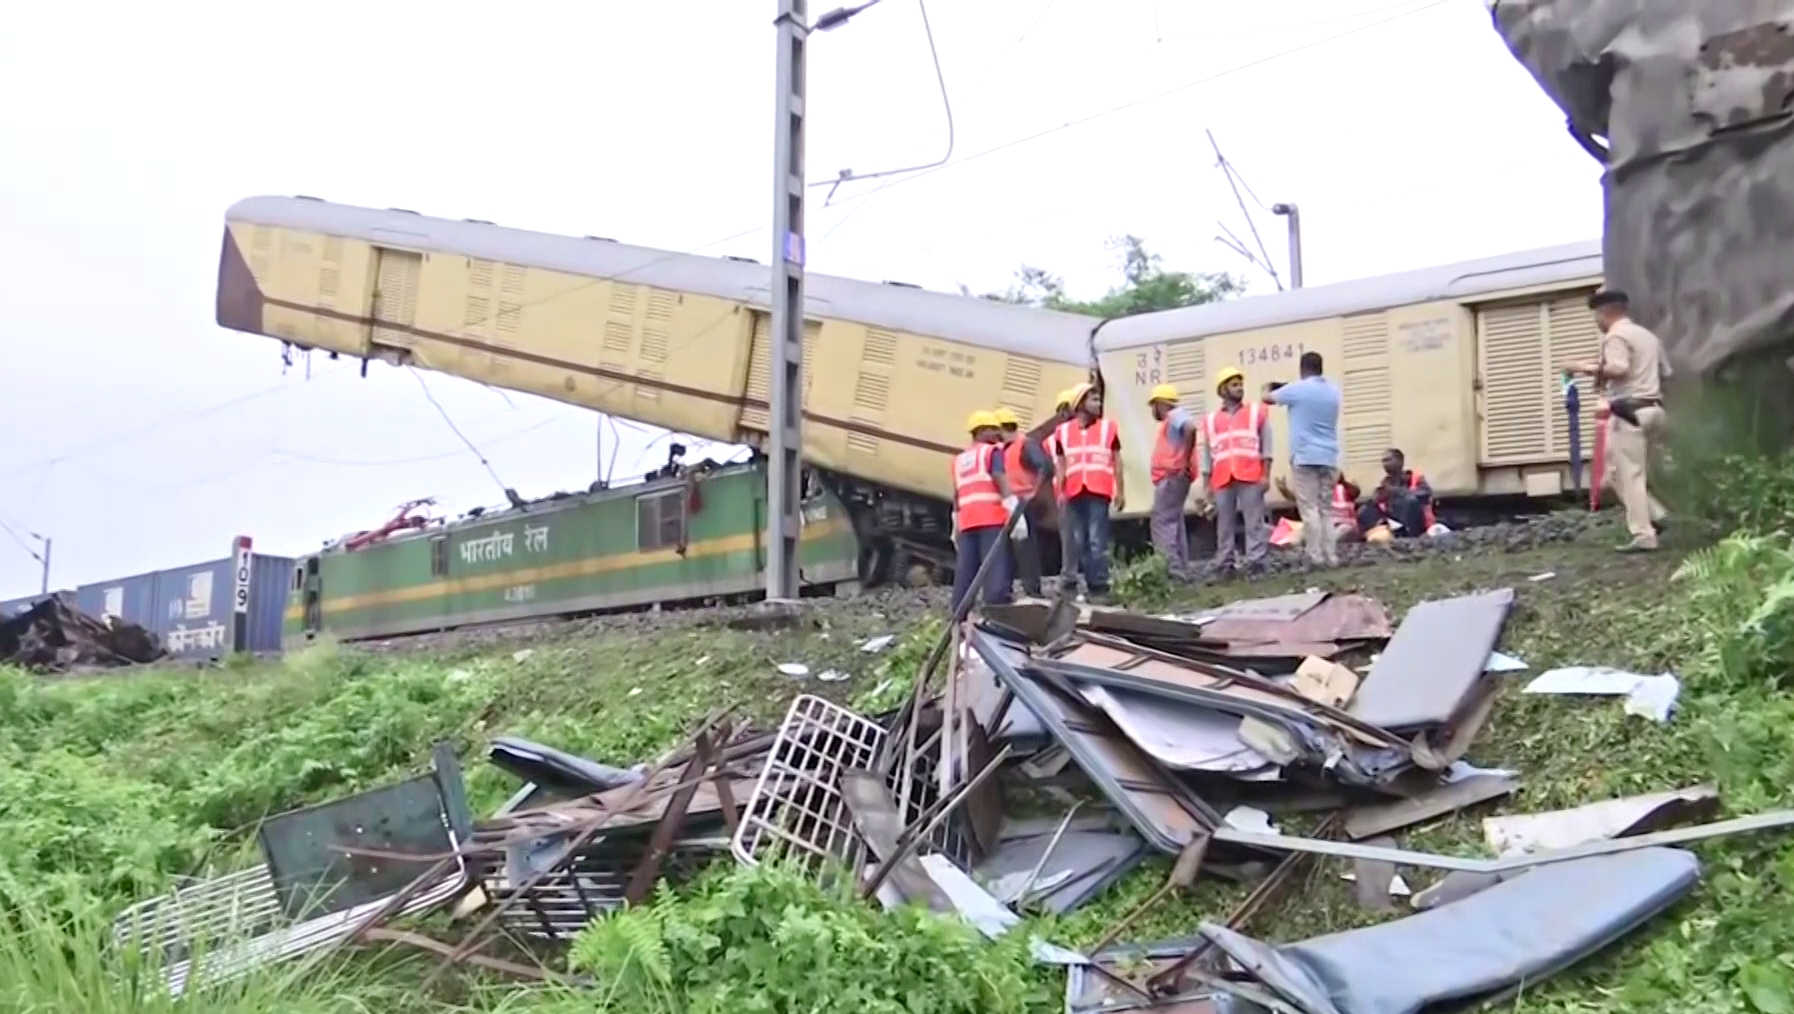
[[38, 536, 50, 595], [767, 0, 811, 602], [1272, 203, 1304, 289], [765, 0, 881, 601]]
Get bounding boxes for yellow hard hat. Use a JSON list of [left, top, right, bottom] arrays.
[[1054, 387, 1076, 410], [1066, 383, 1095, 411], [1214, 367, 1245, 392], [992, 407, 1020, 428], [966, 410, 1000, 433], [1148, 383, 1179, 405]]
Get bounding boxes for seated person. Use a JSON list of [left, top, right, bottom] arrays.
[[1357, 449, 1434, 537], [1274, 476, 1363, 540]]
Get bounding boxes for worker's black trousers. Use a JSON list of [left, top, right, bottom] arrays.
[[1009, 501, 1046, 597]]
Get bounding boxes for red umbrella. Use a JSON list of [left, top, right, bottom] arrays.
[[1590, 403, 1609, 511]]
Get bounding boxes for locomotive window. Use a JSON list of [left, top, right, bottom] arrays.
[[429, 536, 449, 577], [636, 489, 688, 551], [293, 565, 304, 592]]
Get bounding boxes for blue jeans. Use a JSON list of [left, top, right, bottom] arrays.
[[952, 525, 1014, 615], [1065, 494, 1112, 593]]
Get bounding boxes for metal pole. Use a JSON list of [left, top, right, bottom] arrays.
[[595, 414, 604, 489], [38, 537, 50, 595], [1272, 203, 1303, 289], [767, 0, 809, 602]]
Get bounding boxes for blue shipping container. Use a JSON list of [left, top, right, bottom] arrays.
[[0, 590, 74, 619], [77, 571, 159, 631], [151, 553, 294, 659]]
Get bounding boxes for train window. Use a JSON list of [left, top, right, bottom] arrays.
[[636, 490, 688, 551], [430, 536, 449, 577], [292, 565, 304, 592]]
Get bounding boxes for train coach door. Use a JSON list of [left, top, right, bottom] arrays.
[[302, 557, 322, 635]]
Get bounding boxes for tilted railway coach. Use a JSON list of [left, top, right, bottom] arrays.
[[217, 196, 1095, 581], [216, 196, 1609, 588], [284, 460, 859, 645]]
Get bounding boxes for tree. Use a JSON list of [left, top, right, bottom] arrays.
[[963, 235, 1244, 318]]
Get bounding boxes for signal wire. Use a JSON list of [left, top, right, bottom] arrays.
[[411, 369, 516, 498], [816, 0, 956, 194]]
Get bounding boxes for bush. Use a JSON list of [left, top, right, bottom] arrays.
[[1674, 532, 1794, 692], [566, 862, 1050, 1014]]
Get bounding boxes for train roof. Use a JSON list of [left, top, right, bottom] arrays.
[[229, 196, 1101, 365], [1094, 239, 1603, 352]]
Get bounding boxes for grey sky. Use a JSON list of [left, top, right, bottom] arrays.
[[0, 0, 1598, 597]]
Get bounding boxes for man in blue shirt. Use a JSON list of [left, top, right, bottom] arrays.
[[1263, 351, 1342, 567]]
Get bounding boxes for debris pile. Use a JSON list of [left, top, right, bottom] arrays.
[[115, 585, 1794, 1009], [0, 596, 163, 671]]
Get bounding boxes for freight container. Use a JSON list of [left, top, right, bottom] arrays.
[[0, 590, 74, 619], [151, 550, 294, 659], [77, 571, 159, 630]]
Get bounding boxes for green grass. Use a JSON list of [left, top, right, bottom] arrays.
[[6, 514, 1794, 1012]]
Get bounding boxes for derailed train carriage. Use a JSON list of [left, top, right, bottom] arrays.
[[217, 196, 1614, 608]]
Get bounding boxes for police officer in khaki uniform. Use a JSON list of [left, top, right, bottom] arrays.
[[1565, 290, 1671, 552]]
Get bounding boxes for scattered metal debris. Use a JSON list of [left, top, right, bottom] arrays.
[[107, 582, 1794, 1008], [1523, 665, 1683, 723], [0, 596, 163, 671]]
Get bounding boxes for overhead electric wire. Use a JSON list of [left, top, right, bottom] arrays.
[[816, 0, 956, 194], [816, 0, 1449, 236], [411, 369, 516, 497], [0, 516, 44, 564]]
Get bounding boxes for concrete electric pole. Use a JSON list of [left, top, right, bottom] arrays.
[[1272, 203, 1304, 289], [766, 0, 882, 601], [767, 0, 810, 602]]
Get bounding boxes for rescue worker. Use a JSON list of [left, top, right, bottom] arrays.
[[1263, 352, 1342, 567], [1357, 449, 1435, 537], [994, 407, 1055, 598], [1198, 368, 1273, 574], [1565, 290, 1671, 552], [1052, 383, 1123, 603], [1043, 388, 1080, 590], [950, 411, 1019, 614], [1146, 384, 1199, 580]]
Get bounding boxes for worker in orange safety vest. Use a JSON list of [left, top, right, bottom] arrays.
[[1052, 383, 1123, 603], [1146, 384, 1199, 581], [1358, 448, 1436, 537], [1197, 367, 1274, 574], [950, 411, 1019, 614], [994, 407, 1055, 598]]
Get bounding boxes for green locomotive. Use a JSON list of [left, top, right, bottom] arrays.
[[283, 462, 862, 645]]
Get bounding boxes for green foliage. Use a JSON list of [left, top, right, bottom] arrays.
[[1661, 450, 1794, 536], [1110, 551, 1172, 606], [1675, 532, 1794, 693], [851, 620, 942, 714], [970, 236, 1243, 318], [566, 862, 1049, 1014]]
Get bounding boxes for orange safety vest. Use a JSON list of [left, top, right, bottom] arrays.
[[1150, 415, 1195, 483], [1332, 483, 1356, 529], [1054, 418, 1118, 500], [952, 443, 1008, 531], [1003, 437, 1039, 499], [1376, 472, 1437, 530], [1203, 403, 1266, 491]]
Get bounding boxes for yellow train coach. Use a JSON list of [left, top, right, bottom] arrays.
[[1093, 240, 1606, 517], [216, 196, 1096, 510]]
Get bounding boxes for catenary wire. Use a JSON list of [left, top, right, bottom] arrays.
[[813, 0, 956, 189], [816, 0, 1449, 236]]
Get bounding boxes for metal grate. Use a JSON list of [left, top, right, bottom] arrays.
[[733, 695, 886, 876], [1167, 340, 1207, 418], [1478, 302, 1550, 463], [603, 320, 634, 353], [646, 289, 677, 321], [999, 356, 1043, 421], [469, 259, 494, 289], [609, 284, 637, 316], [495, 302, 522, 335], [863, 328, 898, 366], [113, 864, 465, 997], [1342, 312, 1392, 480], [501, 264, 526, 296]]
